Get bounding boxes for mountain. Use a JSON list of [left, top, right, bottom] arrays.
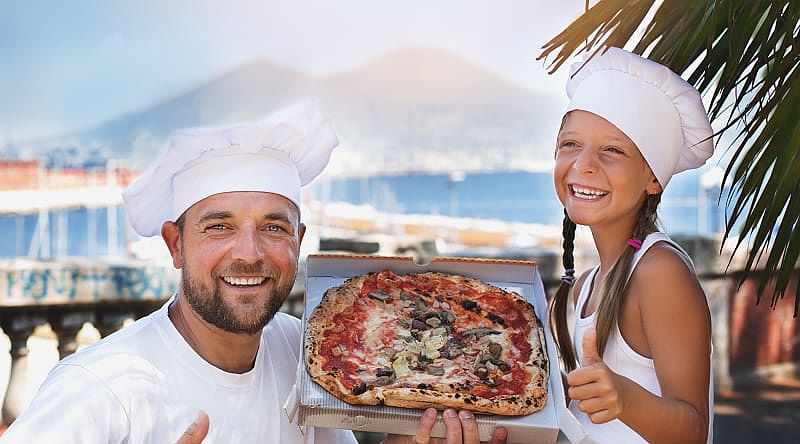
[[36, 47, 565, 174]]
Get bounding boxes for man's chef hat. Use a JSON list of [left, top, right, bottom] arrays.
[[122, 101, 338, 237], [565, 47, 714, 188]]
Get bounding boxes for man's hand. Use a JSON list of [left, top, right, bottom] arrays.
[[566, 329, 626, 424], [383, 407, 508, 444], [175, 411, 209, 444]]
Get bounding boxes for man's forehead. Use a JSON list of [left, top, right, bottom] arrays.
[[186, 191, 299, 219]]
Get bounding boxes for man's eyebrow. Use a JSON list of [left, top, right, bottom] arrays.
[[264, 212, 294, 224], [196, 211, 232, 224]]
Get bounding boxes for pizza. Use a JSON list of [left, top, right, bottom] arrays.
[[304, 269, 548, 415]]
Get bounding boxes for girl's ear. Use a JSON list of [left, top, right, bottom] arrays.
[[647, 176, 663, 195]]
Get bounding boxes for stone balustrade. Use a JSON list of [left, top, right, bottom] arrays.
[[0, 257, 311, 426], [0, 259, 179, 424]]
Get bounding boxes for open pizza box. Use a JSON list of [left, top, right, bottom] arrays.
[[284, 255, 589, 444]]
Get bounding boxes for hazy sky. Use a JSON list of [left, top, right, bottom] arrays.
[[1, 0, 588, 141]]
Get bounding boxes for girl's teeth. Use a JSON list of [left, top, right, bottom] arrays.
[[572, 185, 608, 199], [223, 277, 266, 286]]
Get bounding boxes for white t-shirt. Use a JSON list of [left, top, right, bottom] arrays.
[[1, 298, 357, 444], [569, 232, 713, 444]]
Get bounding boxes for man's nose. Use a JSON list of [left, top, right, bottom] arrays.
[[230, 227, 264, 263]]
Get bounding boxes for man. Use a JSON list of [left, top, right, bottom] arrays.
[[0, 102, 356, 443]]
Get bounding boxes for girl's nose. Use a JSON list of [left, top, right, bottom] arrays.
[[572, 149, 598, 174]]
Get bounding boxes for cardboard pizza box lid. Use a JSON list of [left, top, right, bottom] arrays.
[[283, 254, 587, 444]]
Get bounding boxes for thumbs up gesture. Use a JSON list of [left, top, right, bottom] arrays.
[[175, 411, 209, 444], [580, 328, 602, 366], [566, 329, 626, 424]]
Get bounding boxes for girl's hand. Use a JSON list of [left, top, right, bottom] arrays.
[[383, 408, 508, 444], [566, 329, 627, 424]]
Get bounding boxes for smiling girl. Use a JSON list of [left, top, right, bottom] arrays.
[[550, 47, 714, 444]]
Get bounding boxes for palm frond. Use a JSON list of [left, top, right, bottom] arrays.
[[538, 0, 800, 316]]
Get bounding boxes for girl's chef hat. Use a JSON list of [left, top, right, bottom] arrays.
[[565, 47, 714, 188]]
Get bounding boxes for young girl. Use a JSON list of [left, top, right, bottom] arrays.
[[550, 47, 714, 444]]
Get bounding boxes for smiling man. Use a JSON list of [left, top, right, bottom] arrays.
[[1, 102, 356, 444]]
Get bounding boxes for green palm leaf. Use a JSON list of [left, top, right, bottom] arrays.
[[539, 0, 800, 316]]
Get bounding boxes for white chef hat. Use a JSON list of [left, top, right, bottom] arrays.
[[122, 101, 338, 237], [565, 47, 714, 188]]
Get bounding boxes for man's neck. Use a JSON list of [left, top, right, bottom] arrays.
[[168, 295, 262, 373]]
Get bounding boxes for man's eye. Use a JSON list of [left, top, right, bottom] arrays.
[[207, 224, 227, 231], [266, 225, 284, 232], [558, 141, 578, 149]]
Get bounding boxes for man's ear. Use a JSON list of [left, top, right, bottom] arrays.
[[161, 221, 183, 269], [298, 223, 306, 247]]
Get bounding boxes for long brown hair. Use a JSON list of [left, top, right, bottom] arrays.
[[549, 193, 661, 372]]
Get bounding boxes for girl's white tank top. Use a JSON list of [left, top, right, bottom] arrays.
[[568, 232, 713, 444]]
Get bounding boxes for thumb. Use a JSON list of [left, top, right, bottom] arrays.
[[176, 410, 209, 444], [581, 328, 601, 366]]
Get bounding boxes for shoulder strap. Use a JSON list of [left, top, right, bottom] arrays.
[[629, 232, 695, 278], [574, 266, 599, 318]]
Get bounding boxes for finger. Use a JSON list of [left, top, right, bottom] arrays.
[[413, 408, 438, 444], [442, 409, 463, 443], [581, 328, 601, 366], [489, 426, 509, 444], [175, 410, 209, 444], [588, 409, 616, 424], [577, 397, 608, 415], [567, 379, 608, 401], [458, 410, 479, 443], [565, 367, 600, 388]]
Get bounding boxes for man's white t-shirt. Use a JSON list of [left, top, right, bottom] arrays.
[[2, 298, 357, 444]]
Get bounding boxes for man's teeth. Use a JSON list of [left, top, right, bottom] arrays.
[[572, 185, 608, 199], [222, 276, 266, 286]]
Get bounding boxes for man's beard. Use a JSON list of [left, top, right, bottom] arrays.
[[181, 262, 295, 335]]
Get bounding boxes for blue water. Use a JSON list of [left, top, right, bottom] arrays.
[[0, 171, 728, 258], [310, 170, 728, 235], [0, 206, 127, 258]]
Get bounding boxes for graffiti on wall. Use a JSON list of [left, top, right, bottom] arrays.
[[0, 261, 179, 304]]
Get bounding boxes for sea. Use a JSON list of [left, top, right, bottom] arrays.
[[0, 170, 727, 259], [310, 170, 727, 232]]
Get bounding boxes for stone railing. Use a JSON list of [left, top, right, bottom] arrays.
[[0, 258, 311, 426], [0, 259, 179, 424]]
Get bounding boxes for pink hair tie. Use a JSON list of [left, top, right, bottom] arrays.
[[627, 238, 643, 250]]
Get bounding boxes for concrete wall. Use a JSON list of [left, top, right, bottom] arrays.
[[727, 272, 800, 381], [0, 259, 179, 305]]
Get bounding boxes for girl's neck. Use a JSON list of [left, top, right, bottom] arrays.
[[591, 223, 641, 273]]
